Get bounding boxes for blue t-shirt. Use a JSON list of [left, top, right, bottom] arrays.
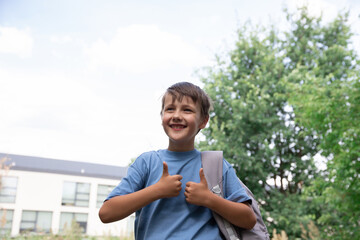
[[106, 149, 251, 240]]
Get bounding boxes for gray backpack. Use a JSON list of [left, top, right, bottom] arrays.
[[201, 151, 270, 240]]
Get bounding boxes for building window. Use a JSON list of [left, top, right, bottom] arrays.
[[59, 212, 88, 233], [0, 209, 13, 236], [127, 215, 135, 236], [0, 176, 18, 203], [96, 184, 115, 208], [20, 210, 52, 233], [62, 181, 90, 207]]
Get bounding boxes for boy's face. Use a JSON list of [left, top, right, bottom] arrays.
[[161, 94, 208, 152]]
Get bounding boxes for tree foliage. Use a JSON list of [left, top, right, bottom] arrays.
[[286, 10, 360, 240], [198, 6, 359, 239]]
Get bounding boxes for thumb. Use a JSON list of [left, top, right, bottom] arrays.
[[162, 161, 169, 176], [199, 168, 207, 185]]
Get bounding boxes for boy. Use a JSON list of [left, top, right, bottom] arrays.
[[99, 82, 256, 239]]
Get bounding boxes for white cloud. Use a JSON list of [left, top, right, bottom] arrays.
[[0, 69, 100, 130], [83, 24, 208, 73], [286, 0, 360, 54], [50, 35, 73, 44], [0, 67, 168, 166], [0, 26, 33, 58], [287, 0, 351, 23]]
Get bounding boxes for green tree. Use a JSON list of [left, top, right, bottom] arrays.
[[198, 18, 318, 240], [198, 6, 359, 239], [286, 10, 360, 240]]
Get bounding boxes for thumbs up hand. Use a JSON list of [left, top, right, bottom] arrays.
[[155, 162, 183, 199], [184, 168, 212, 206]]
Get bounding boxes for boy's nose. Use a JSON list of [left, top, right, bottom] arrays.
[[172, 111, 182, 121]]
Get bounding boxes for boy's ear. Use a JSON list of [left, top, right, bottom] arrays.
[[199, 115, 209, 129]]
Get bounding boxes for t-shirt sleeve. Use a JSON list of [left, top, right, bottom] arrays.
[[105, 154, 148, 201], [222, 159, 252, 204]]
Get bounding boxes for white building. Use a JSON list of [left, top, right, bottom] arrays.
[[0, 153, 134, 237]]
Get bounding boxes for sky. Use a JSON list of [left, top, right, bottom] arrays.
[[1, 0, 359, 167]]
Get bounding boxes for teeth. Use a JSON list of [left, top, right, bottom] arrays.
[[172, 125, 184, 129]]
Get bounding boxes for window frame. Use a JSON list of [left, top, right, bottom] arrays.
[[61, 181, 90, 207], [96, 184, 115, 208], [0, 209, 14, 236], [19, 210, 52, 233], [0, 176, 18, 203], [59, 212, 88, 233]]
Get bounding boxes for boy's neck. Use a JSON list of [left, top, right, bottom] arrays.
[[167, 141, 195, 152]]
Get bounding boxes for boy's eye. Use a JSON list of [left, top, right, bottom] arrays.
[[184, 109, 193, 112], [165, 107, 174, 111]]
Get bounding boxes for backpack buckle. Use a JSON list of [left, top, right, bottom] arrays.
[[212, 185, 222, 196]]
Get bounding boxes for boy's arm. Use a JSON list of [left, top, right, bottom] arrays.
[[99, 162, 182, 223], [184, 168, 256, 230]]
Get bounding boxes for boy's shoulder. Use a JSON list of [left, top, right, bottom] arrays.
[[133, 150, 165, 166], [137, 149, 164, 159], [137, 150, 155, 158], [222, 158, 234, 170]]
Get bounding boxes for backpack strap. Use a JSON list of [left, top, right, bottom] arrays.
[[201, 151, 270, 240], [201, 151, 240, 240], [201, 151, 223, 193]]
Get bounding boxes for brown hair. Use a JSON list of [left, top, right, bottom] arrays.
[[161, 82, 212, 120]]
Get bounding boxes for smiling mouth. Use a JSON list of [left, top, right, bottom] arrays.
[[170, 124, 186, 130]]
